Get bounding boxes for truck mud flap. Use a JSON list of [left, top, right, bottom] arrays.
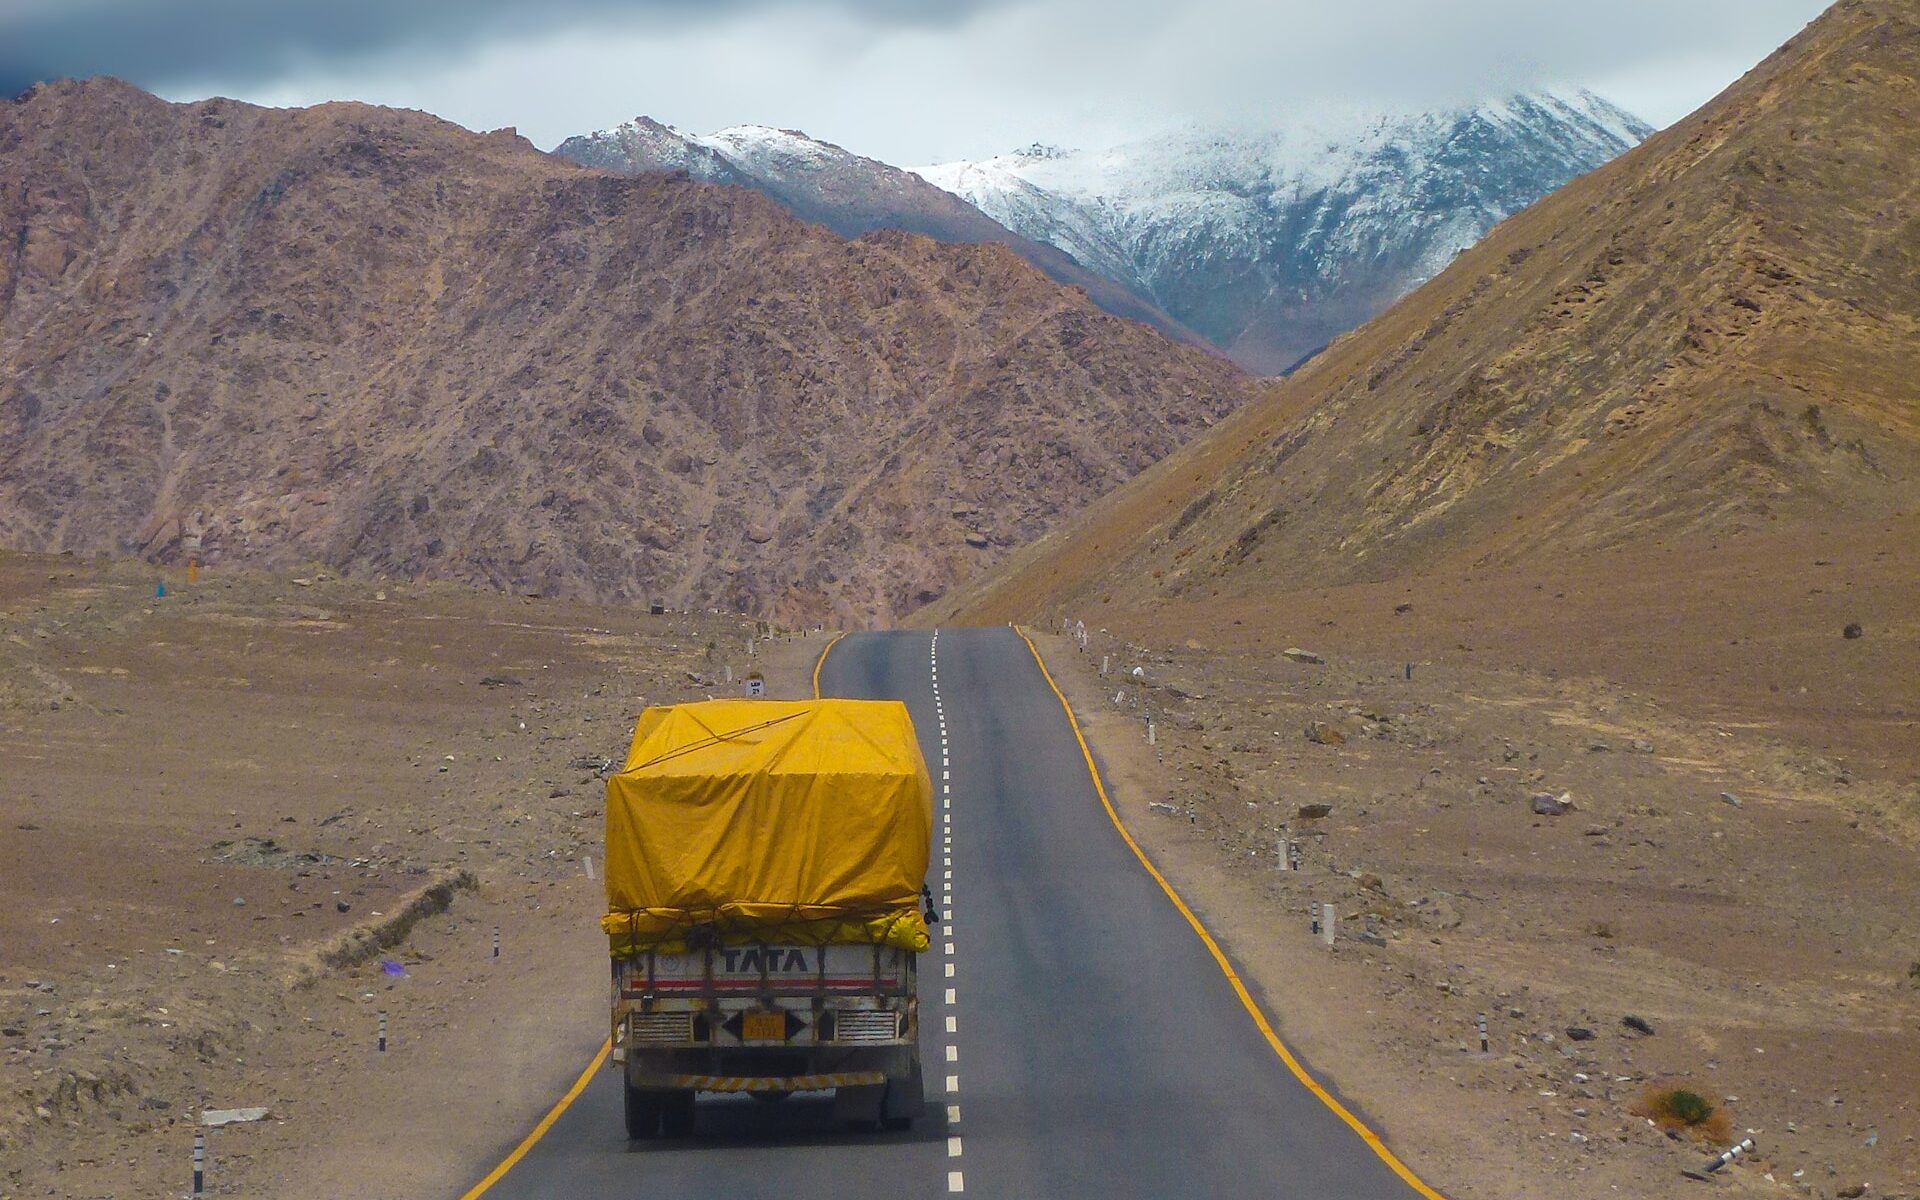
[[882, 1057, 926, 1121]]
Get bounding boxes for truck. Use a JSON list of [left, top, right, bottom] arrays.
[[602, 698, 934, 1138]]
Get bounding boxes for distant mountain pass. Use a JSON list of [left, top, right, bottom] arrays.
[[916, 92, 1650, 374]]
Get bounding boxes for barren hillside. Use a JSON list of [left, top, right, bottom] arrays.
[[932, 0, 1920, 626], [0, 80, 1255, 626]]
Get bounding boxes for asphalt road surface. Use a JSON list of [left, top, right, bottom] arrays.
[[472, 627, 1436, 1199]]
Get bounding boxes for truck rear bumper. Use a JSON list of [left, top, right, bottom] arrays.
[[632, 1070, 889, 1093]]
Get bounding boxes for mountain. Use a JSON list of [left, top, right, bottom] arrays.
[[553, 118, 1200, 344], [915, 91, 1651, 374], [0, 79, 1258, 625], [928, 0, 1920, 625]]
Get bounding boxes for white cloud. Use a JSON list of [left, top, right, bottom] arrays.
[[144, 0, 1835, 163]]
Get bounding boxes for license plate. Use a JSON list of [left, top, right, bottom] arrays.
[[743, 1011, 786, 1042]]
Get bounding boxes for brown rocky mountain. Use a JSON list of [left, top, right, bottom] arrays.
[[930, 0, 1920, 625], [0, 79, 1255, 625]]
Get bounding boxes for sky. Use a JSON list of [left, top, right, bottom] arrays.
[[0, 0, 1835, 163]]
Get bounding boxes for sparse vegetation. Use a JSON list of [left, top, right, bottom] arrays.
[[1633, 1085, 1732, 1142]]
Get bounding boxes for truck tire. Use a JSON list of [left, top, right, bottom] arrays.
[[660, 1089, 697, 1137], [624, 1083, 663, 1140]]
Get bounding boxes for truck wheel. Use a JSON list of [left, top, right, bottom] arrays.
[[623, 1083, 663, 1140], [660, 1089, 697, 1137]]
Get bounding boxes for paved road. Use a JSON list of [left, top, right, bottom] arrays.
[[473, 627, 1434, 1199]]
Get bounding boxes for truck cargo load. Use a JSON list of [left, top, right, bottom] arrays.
[[601, 698, 933, 957]]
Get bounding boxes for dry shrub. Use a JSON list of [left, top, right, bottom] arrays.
[[1632, 1083, 1733, 1143]]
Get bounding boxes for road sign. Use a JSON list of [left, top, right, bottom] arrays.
[[745, 673, 766, 698]]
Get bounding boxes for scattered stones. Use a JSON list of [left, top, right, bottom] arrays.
[[1531, 792, 1574, 816], [1304, 721, 1346, 746], [335, 900, 351, 913], [1622, 1015, 1656, 1035], [1296, 802, 1334, 819], [1148, 802, 1179, 815], [231, 897, 247, 907], [1630, 738, 1656, 754], [1565, 1026, 1595, 1041], [1843, 622, 1863, 639], [1282, 647, 1325, 665], [1721, 791, 1742, 808], [1394, 603, 1413, 614]]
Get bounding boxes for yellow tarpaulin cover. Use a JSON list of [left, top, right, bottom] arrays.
[[602, 698, 933, 957]]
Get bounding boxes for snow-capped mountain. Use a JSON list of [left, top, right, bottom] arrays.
[[553, 119, 1196, 344], [916, 91, 1652, 373]]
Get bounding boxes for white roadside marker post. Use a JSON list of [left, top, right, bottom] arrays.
[[1320, 903, 1337, 947], [1100, 655, 1110, 676]]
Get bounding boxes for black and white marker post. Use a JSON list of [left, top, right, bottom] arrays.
[[377, 1010, 388, 1053], [492, 927, 500, 959], [1477, 1012, 1490, 1054], [1703, 1137, 1756, 1174], [192, 1131, 205, 1195]]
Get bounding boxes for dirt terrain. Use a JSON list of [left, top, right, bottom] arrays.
[[0, 549, 824, 1198], [1030, 517, 1918, 1200], [0, 79, 1255, 627]]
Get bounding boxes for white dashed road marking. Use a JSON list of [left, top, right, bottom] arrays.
[[931, 631, 964, 1197]]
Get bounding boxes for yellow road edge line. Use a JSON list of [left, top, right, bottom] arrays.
[[1016, 628, 1452, 1200], [813, 632, 846, 699], [457, 1038, 611, 1200]]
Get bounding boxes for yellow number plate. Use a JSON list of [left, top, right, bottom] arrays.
[[743, 1012, 786, 1041]]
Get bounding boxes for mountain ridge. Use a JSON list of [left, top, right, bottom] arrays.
[[554, 116, 1206, 347]]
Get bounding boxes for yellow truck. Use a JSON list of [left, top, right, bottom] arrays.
[[602, 698, 934, 1137]]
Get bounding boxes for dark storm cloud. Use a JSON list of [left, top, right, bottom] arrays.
[[0, 0, 1000, 97]]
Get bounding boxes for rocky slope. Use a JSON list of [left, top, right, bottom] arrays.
[[553, 118, 1197, 343], [931, 0, 1920, 625], [917, 92, 1650, 374], [0, 80, 1256, 625]]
